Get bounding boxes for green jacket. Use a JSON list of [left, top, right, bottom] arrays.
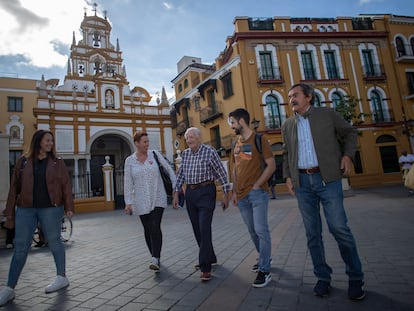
[[282, 106, 357, 188]]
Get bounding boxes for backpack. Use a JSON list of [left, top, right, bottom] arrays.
[[254, 133, 266, 170]]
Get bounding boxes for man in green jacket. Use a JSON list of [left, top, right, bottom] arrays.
[[282, 83, 365, 301]]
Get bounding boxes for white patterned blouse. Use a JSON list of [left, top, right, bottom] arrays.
[[123, 150, 176, 215]]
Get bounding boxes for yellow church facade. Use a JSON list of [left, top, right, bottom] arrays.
[[170, 14, 414, 192]]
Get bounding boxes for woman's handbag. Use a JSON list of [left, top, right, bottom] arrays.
[[404, 165, 414, 190], [153, 151, 173, 196]]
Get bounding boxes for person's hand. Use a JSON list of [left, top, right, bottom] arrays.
[[286, 177, 295, 196], [231, 191, 238, 206], [221, 192, 230, 211], [172, 192, 179, 209], [66, 211, 74, 219], [125, 204, 133, 215], [341, 155, 353, 177]]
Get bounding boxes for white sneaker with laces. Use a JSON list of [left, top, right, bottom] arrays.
[[0, 286, 15, 306], [45, 275, 69, 293]]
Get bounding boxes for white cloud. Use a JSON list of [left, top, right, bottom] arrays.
[[0, 0, 85, 68], [162, 2, 173, 10]]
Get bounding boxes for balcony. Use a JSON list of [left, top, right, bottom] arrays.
[[362, 64, 386, 81], [258, 66, 283, 84], [395, 44, 414, 63], [200, 101, 223, 125]]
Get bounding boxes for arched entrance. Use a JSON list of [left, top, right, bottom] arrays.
[[90, 133, 133, 209]]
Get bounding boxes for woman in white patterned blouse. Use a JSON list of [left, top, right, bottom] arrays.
[[124, 131, 176, 272]]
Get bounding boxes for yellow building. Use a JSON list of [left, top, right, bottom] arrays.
[[0, 11, 173, 212], [0, 77, 38, 172], [171, 14, 414, 192]]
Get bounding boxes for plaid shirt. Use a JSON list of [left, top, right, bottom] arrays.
[[175, 144, 230, 193]]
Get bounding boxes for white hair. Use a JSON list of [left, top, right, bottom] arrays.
[[184, 127, 201, 139]]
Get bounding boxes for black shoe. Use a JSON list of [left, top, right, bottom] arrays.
[[348, 280, 365, 300], [313, 280, 331, 297], [252, 271, 271, 288]]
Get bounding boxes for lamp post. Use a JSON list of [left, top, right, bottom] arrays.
[[251, 118, 260, 131]]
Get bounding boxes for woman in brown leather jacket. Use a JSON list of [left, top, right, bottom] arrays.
[[0, 129, 74, 307]]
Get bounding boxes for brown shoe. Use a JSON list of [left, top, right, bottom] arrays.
[[200, 272, 212, 281]]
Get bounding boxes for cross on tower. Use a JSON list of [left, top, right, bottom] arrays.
[[93, 3, 98, 16]]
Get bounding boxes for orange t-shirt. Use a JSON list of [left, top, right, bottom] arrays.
[[232, 133, 273, 199]]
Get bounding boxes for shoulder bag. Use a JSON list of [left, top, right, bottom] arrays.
[[153, 151, 173, 196]]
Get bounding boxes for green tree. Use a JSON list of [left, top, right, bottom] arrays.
[[335, 96, 368, 125]]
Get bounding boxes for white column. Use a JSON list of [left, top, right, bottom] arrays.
[[102, 156, 114, 202], [74, 158, 79, 195]]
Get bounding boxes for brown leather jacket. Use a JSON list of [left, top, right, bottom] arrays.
[[4, 156, 74, 222]]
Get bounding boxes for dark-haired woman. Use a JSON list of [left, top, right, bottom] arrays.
[[124, 131, 176, 272], [0, 129, 74, 307]]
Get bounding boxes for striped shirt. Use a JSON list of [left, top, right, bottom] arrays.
[[296, 114, 319, 169], [175, 144, 230, 193]]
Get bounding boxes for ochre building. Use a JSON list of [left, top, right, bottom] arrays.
[[171, 14, 414, 192]]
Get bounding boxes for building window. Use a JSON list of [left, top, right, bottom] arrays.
[[184, 79, 189, 88], [396, 37, 406, 57], [178, 84, 183, 93], [207, 89, 217, 113], [8, 97, 23, 112], [407, 72, 414, 95], [362, 49, 377, 76], [411, 37, 414, 56], [324, 51, 339, 79], [314, 93, 322, 107], [221, 72, 233, 99], [370, 90, 385, 122], [210, 126, 221, 149], [331, 91, 343, 108], [259, 52, 276, 80], [265, 94, 282, 129], [301, 51, 316, 80]]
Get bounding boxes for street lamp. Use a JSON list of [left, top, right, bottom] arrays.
[[251, 118, 260, 130]]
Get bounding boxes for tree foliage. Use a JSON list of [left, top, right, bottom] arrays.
[[335, 96, 368, 125]]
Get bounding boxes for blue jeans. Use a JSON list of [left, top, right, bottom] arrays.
[[237, 188, 271, 272], [8, 206, 66, 287], [295, 173, 364, 281]]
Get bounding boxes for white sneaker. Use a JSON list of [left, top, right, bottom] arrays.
[[149, 257, 160, 272], [0, 286, 15, 306], [45, 275, 69, 293]]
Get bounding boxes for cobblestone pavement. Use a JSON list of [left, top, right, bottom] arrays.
[[0, 184, 413, 310]]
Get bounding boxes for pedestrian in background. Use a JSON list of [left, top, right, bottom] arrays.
[[229, 108, 275, 288], [268, 172, 277, 200], [282, 83, 365, 300], [172, 127, 230, 282], [0, 129, 74, 307], [124, 131, 176, 273], [398, 149, 414, 195]]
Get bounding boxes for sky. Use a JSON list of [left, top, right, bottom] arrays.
[[1, 0, 414, 104]]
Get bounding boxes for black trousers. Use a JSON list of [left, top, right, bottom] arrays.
[[139, 207, 164, 259], [185, 184, 217, 273]]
